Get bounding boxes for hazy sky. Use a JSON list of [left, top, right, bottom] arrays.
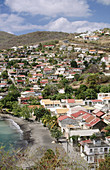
[[0, 0, 110, 35]]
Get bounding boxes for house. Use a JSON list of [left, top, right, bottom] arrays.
[[80, 139, 110, 169], [43, 68, 54, 74], [60, 45, 66, 51], [40, 79, 48, 86], [29, 78, 38, 83], [40, 99, 61, 112], [85, 115, 107, 130], [55, 67, 65, 75], [21, 91, 35, 98], [57, 115, 79, 135], [84, 100, 103, 106], [89, 50, 97, 54], [98, 93, 110, 100], [55, 108, 69, 116], [69, 129, 99, 142], [74, 47, 81, 52], [71, 110, 88, 119], [0, 83, 7, 88], [48, 74, 58, 80]]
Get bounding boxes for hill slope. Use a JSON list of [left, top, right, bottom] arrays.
[[0, 31, 70, 50]]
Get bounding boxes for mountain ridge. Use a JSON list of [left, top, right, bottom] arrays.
[[0, 31, 70, 50]]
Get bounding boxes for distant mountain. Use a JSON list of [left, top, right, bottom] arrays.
[[0, 31, 70, 50]]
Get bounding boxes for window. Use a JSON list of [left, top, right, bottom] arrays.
[[90, 149, 93, 153], [90, 157, 93, 161], [104, 148, 108, 152], [100, 148, 103, 152]]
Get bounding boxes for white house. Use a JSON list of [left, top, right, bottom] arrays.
[[80, 139, 110, 169]]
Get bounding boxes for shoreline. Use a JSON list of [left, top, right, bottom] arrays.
[[0, 113, 65, 168]]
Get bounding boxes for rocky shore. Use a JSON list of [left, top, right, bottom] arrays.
[[0, 113, 65, 169]]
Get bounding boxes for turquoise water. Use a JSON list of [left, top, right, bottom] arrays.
[[0, 119, 24, 151]]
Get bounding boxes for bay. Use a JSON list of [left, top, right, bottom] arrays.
[[0, 119, 25, 151]]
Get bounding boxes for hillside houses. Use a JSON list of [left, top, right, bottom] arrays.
[[1, 31, 110, 169]]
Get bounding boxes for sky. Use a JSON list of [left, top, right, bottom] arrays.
[[0, 0, 110, 35]]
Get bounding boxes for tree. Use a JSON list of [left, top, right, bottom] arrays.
[[85, 88, 97, 99], [100, 85, 110, 93], [50, 127, 62, 142], [70, 135, 79, 146], [58, 78, 69, 88], [20, 105, 32, 119], [101, 62, 106, 71], [1, 70, 8, 79], [64, 85, 73, 94], [90, 134, 97, 140], [71, 60, 78, 68], [1, 89, 20, 109], [74, 74, 80, 81], [34, 106, 51, 121], [98, 154, 110, 170], [12, 102, 22, 117], [42, 85, 58, 98]]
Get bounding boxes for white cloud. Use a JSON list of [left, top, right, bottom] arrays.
[[0, 15, 110, 34], [0, 14, 38, 33], [5, 0, 91, 17], [40, 17, 110, 33], [97, 0, 110, 5]]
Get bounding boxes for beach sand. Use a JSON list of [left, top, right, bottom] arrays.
[[0, 114, 65, 169]]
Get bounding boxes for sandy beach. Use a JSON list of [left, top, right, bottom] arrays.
[[0, 113, 65, 169]]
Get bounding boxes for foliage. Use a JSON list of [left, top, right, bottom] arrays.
[[1, 89, 20, 110], [42, 115, 58, 129], [105, 125, 110, 136], [58, 78, 69, 88], [74, 74, 80, 81], [34, 106, 51, 121], [98, 154, 110, 170], [101, 62, 106, 71], [20, 105, 32, 119], [90, 134, 97, 140], [50, 127, 62, 142], [1, 70, 8, 79], [100, 85, 110, 93], [71, 60, 78, 68], [12, 102, 22, 117], [85, 88, 97, 99], [34, 148, 69, 170], [70, 135, 79, 145], [64, 85, 73, 94], [0, 146, 22, 169], [42, 84, 58, 98]]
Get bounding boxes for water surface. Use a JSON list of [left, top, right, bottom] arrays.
[[0, 119, 24, 151]]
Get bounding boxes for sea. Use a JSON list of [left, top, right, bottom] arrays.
[[0, 118, 27, 151]]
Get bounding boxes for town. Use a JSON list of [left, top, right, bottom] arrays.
[[0, 28, 110, 169]]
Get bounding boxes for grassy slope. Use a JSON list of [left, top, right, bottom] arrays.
[[0, 31, 70, 50]]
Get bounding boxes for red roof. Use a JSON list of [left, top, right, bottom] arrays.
[[80, 139, 92, 145], [16, 80, 25, 82], [89, 117, 100, 126], [38, 96, 43, 99], [58, 115, 74, 121], [82, 113, 91, 120], [96, 111, 105, 117], [67, 99, 75, 103], [71, 110, 87, 118], [28, 105, 40, 109], [21, 97, 30, 100], [91, 100, 102, 102], [0, 83, 7, 85]]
